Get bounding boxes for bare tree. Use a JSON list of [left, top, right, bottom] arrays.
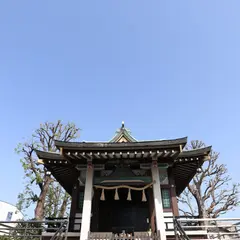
[[178, 140, 240, 218], [16, 120, 80, 220]]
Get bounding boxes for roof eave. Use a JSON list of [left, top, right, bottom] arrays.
[[35, 149, 64, 160], [54, 137, 187, 151], [175, 146, 212, 196], [179, 146, 212, 158]]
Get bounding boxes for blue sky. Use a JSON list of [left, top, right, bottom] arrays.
[[0, 1, 239, 218]]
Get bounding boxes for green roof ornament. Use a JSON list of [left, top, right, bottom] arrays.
[[110, 122, 137, 143]]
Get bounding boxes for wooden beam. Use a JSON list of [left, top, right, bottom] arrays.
[[93, 153, 101, 159], [80, 164, 94, 240], [66, 152, 75, 159], [143, 151, 149, 158], [85, 153, 92, 159], [150, 151, 157, 159], [163, 150, 171, 158], [37, 159, 44, 164], [78, 153, 90, 161], [148, 188, 156, 233], [170, 184, 179, 216], [60, 147, 63, 155], [151, 153, 158, 161], [156, 151, 163, 158], [74, 154, 86, 161], [140, 163, 151, 169], [170, 150, 178, 158], [151, 163, 166, 240], [91, 189, 100, 232], [180, 145, 183, 152], [75, 164, 87, 170], [60, 154, 72, 164], [100, 152, 108, 159], [136, 151, 142, 158], [129, 152, 135, 158], [94, 164, 105, 170], [203, 155, 211, 161], [69, 182, 79, 231]]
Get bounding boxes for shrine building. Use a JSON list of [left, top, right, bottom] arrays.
[[36, 123, 211, 240]]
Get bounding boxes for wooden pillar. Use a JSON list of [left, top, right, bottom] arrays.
[[91, 189, 100, 232], [151, 161, 166, 240], [168, 167, 179, 216], [148, 188, 156, 233], [69, 183, 79, 231], [80, 163, 94, 240]]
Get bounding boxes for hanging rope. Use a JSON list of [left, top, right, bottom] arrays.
[[100, 189, 105, 201], [95, 182, 153, 201], [142, 189, 147, 202], [94, 182, 153, 191], [127, 189, 132, 201], [114, 189, 119, 200]]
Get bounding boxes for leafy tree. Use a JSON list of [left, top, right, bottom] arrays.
[[178, 140, 240, 218], [11, 220, 42, 240], [0, 236, 12, 240], [16, 120, 80, 220], [45, 183, 71, 218]]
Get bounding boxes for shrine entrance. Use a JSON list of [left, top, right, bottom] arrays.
[[98, 188, 150, 233]]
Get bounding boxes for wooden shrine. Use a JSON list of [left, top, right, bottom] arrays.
[[36, 122, 211, 240]]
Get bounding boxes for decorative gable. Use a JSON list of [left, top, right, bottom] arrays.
[[116, 135, 129, 143], [110, 122, 137, 143]]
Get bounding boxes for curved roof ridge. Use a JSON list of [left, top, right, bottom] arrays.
[[182, 146, 212, 153], [35, 149, 60, 155], [35, 149, 64, 160], [55, 136, 187, 145], [179, 146, 212, 157], [54, 137, 188, 151]]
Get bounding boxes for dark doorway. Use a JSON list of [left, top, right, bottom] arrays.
[[98, 188, 150, 233]]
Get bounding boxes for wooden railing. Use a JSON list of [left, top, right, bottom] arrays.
[[172, 216, 240, 239], [0, 219, 68, 240], [1, 217, 239, 240], [46, 216, 82, 232], [173, 217, 190, 240]]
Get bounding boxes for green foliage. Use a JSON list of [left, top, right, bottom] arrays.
[[0, 220, 50, 240], [16, 120, 80, 219], [0, 236, 12, 240], [4, 221, 42, 240], [45, 182, 71, 218]]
